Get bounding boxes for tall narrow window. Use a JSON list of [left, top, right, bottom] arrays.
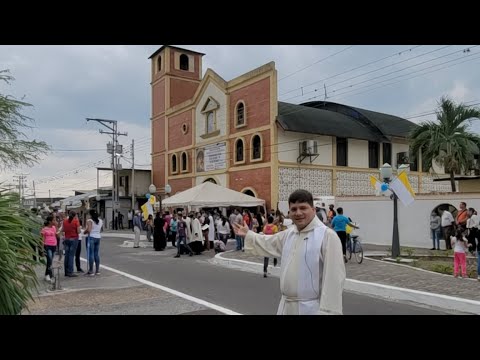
[[157, 56, 162, 72], [236, 139, 244, 163], [252, 135, 261, 160], [236, 102, 245, 126], [336, 137, 347, 167], [368, 141, 379, 169], [172, 154, 177, 173], [207, 112, 215, 134], [382, 143, 392, 166], [181, 152, 187, 171], [180, 54, 189, 71]]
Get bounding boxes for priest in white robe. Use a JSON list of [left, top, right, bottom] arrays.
[[189, 212, 204, 255], [233, 189, 345, 315]]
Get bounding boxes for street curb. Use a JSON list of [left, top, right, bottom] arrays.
[[212, 253, 480, 315], [103, 232, 146, 240]]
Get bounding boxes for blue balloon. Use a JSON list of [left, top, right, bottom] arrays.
[[146, 193, 151, 199], [381, 183, 389, 192]]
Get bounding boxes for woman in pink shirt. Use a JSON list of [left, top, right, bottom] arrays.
[[40, 215, 58, 283]]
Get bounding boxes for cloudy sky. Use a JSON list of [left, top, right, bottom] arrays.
[[1, 45, 479, 199]]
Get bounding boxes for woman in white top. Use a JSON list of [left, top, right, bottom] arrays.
[[85, 209, 104, 276], [466, 207, 479, 253], [216, 216, 231, 245]]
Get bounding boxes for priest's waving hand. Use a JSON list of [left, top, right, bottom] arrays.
[[233, 189, 346, 315]]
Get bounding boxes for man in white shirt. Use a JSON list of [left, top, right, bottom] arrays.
[[127, 210, 133, 230], [233, 189, 345, 315], [441, 208, 454, 250]]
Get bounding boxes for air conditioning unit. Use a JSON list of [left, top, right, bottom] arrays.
[[301, 140, 318, 156]]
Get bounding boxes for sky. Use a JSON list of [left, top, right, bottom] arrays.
[[1, 45, 479, 199]]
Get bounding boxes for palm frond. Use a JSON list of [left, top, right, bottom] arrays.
[[0, 189, 44, 315]]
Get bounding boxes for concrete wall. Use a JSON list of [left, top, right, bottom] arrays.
[[347, 139, 369, 168], [459, 179, 480, 192], [131, 171, 151, 197], [336, 193, 480, 249]]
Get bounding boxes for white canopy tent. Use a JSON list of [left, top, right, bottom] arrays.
[[161, 182, 265, 209], [59, 191, 98, 209]]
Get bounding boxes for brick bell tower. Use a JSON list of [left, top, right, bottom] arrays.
[[149, 45, 205, 191]]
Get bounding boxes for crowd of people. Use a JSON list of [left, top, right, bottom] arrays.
[[39, 208, 103, 283], [431, 202, 479, 279]]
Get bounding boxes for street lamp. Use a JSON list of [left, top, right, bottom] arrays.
[[380, 163, 400, 258], [148, 184, 157, 194]]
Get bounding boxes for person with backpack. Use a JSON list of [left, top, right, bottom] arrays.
[[262, 216, 279, 278]]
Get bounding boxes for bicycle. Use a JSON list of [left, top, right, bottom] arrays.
[[346, 227, 363, 264]]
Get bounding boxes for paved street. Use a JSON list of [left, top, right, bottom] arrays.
[[80, 235, 456, 315]]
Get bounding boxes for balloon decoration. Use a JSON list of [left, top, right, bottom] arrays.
[[141, 194, 157, 221]]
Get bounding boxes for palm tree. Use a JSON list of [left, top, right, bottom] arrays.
[[0, 70, 48, 314], [409, 96, 480, 192]]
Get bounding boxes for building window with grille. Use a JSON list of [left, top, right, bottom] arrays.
[[180, 54, 189, 71], [382, 143, 392, 166], [336, 137, 347, 167], [181, 152, 188, 172], [251, 134, 262, 161], [235, 139, 244, 163], [236, 101, 246, 127], [172, 154, 177, 174], [368, 141, 379, 169]]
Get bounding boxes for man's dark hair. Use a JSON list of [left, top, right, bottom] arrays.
[[288, 190, 314, 207], [337, 207, 344, 214], [460, 202, 467, 207]]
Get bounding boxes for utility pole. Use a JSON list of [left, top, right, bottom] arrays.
[[86, 118, 127, 230], [33, 180, 37, 209], [49, 189, 52, 205], [13, 174, 27, 206], [131, 139, 135, 211]]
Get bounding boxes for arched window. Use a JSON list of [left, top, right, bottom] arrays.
[[181, 152, 188, 172], [252, 135, 261, 160], [172, 154, 177, 173], [236, 139, 244, 163], [236, 102, 245, 126], [204, 178, 217, 184], [243, 190, 255, 197], [180, 54, 189, 71]]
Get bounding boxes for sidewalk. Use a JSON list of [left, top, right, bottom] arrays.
[[24, 263, 221, 315], [212, 243, 480, 314]]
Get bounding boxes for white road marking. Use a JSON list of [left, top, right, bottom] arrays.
[[80, 258, 242, 315]]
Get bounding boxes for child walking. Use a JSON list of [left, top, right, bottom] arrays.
[[451, 229, 471, 278]]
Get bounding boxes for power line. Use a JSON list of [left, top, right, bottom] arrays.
[[278, 45, 424, 97], [331, 51, 480, 103], [278, 45, 355, 82], [285, 45, 468, 103], [51, 149, 105, 152]]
